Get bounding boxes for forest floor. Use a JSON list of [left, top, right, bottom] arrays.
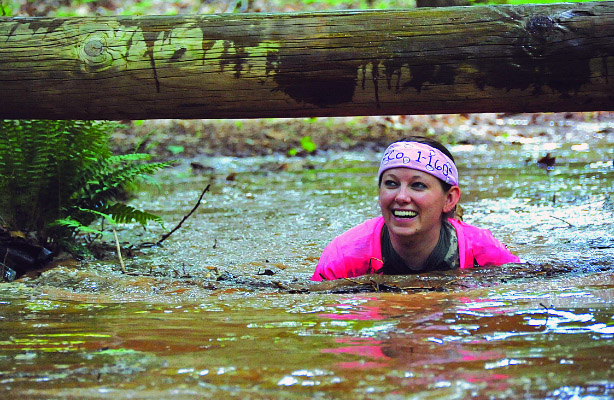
[[109, 112, 614, 160]]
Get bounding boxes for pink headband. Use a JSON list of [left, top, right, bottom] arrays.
[[378, 141, 459, 186]]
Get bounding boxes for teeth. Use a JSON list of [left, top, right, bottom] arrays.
[[393, 210, 417, 218]]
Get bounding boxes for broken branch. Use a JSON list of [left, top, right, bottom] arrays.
[[155, 184, 211, 246]]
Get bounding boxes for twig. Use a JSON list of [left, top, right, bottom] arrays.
[[550, 216, 574, 228], [274, 281, 289, 290], [343, 277, 364, 285], [539, 302, 550, 331], [156, 184, 211, 246], [113, 228, 126, 274], [399, 286, 438, 291]]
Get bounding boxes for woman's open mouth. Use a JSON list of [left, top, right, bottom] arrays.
[[393, 210, 417, 218]]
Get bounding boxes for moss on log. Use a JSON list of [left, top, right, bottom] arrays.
[[1, 2, 614, 119]]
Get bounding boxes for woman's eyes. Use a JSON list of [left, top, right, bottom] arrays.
[[384, 180, 427, 189]]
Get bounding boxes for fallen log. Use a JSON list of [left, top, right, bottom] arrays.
[[1, 2, 614, 119]]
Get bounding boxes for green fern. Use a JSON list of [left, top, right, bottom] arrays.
[[51, 216, 106, 236], [52, 204, 163, 233], [0, 120, 172, 251], [96, 203, 165, 227]]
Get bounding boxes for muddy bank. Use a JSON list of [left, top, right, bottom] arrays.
[[12, 258, 612, 305], [110, 112, 614, 159]]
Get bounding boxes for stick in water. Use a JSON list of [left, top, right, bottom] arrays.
[[156, 184, 211, 246], [113, 228, 126, 274]]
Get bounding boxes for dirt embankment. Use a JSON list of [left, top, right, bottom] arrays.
[[110, 112, 614, 160]]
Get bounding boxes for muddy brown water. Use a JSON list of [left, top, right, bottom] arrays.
[[2, 117, 614, 399]]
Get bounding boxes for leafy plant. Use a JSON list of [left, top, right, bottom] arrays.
[[0, 120, 171, 251], [166, 145, 185, 155], [288, 136, 317, 156]]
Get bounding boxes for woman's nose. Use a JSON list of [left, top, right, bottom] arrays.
[[395, 185, 411, 204]]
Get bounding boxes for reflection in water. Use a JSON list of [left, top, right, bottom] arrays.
[[2, 272, 614, 398], [1, 118, 614, 398]]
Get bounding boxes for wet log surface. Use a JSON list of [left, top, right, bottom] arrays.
[[1, 2, 614, 119]]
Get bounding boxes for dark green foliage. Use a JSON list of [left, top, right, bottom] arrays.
[[0, 120, 171, 250]]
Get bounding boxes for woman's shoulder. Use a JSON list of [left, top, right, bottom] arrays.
[[448, 218, 496, 238], [334, 216, 385, 242], [447, 218, 520, 266], [312, 217, 385, 281], [327, 216, 386, 265]]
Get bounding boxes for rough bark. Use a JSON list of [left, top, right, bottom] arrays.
[[1, 2, 614, 120], [416, 0, 470, 8]]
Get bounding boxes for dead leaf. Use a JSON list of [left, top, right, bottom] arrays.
[[537, 153, 556, 169], [10, 231, 26, 239]]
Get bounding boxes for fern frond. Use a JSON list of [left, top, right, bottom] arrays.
[[1, 119, 170, 252], [98, 203, 165, 228], [51, 217, 103, 235], [71, 157, 173, 206], [55, 203, 164, 237]]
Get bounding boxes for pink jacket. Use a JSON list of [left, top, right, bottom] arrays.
[[312, 217, 520, 281]]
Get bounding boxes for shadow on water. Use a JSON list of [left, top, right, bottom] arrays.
[[1, 116, 614, 398]]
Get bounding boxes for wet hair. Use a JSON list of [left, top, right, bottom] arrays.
[[378, 136, 458, 219]]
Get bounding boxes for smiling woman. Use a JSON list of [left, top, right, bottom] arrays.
[[312, 136, 520, 281]]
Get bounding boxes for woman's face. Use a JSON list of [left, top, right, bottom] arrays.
[[378, 168, 459, 243]]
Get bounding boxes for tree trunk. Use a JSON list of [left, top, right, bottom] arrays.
[[1, 2, 614, 120], [416, 0, 470, 8]]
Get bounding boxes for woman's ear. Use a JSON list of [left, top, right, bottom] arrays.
[[443, 186, 461, 214]]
